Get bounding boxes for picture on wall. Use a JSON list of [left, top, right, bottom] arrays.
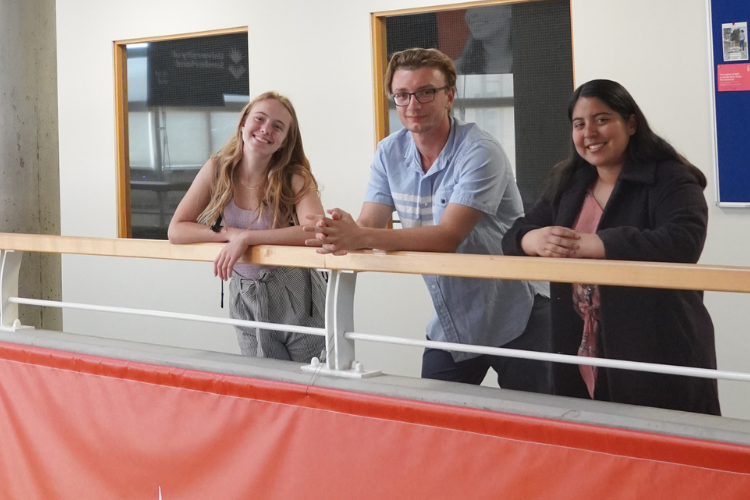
[[722, 22, 748, 62]]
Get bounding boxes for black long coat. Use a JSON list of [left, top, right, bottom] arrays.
[[502, 159, 720, 415]]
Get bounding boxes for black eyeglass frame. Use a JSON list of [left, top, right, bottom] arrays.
[[390, 86, 450, 107]]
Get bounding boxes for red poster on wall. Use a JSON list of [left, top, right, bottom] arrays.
[[718, 63, 750, 91], [0, 341, 748, 499]]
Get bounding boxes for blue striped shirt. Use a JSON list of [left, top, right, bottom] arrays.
[[364, 118, 547, 360]]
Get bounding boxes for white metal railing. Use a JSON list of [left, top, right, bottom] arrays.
[[345, 332, 750, 382], [1, 234, 750, 383], [6, 296, 326, 337]]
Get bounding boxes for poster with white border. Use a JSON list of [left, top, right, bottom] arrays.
[[722, 22, 749, 62]]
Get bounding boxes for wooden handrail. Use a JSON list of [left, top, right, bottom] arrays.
[[2, 232, 750, 293]]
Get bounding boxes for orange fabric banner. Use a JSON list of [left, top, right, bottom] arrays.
[[0, 340, 748, 499]]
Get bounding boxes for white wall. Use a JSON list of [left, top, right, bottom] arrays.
[[56, 0, 750, 419], [570, 0, 750, 419]]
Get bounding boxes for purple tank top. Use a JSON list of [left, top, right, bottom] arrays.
[[223, 198, 277, 279]]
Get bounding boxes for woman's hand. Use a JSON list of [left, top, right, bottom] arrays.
[[571, 233, 605, 259], [521, 226, 580, 257], [214, 233, 251, 280]]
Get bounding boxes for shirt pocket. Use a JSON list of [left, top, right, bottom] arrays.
[[432, 187, 453, 224]]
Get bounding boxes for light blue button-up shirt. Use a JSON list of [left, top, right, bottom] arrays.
[[364, 118, 547, 361]]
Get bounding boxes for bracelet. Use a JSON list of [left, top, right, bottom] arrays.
[[210, 214, 223, 233]]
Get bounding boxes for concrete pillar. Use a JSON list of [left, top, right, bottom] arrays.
[[0, 0, 61, 330]]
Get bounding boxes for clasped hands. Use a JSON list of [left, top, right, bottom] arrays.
[[303, 208, 361, 255], [521, 226, 605, 259], [215, 217, 602, 278], [213, 209, 360, 280]]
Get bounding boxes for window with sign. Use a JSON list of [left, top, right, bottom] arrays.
[[115, 29, 250, 239]]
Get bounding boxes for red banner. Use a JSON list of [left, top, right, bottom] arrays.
[[0, 341, 748, 499]]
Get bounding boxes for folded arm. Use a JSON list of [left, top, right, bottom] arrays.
[[168, 159, 230, 244], [169, 163, 324, 279]]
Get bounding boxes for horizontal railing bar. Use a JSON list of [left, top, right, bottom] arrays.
[[345, 332, 750, 383], [8, 297, 326, 337], [0, 233, 226, 262], [3, 232, 750, 292], [8, 293, 747, 383]]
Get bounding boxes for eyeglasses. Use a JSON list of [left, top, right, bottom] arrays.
[[391, 86, 449, 106]]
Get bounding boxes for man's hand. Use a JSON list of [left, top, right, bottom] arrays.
[[304, 208, 364, 255]]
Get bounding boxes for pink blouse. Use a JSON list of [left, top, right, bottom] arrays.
[[571, 190, 603, 398], [223, 198, 277, 279]]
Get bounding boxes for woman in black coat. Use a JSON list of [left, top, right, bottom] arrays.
[[502, 79, 720, 415]]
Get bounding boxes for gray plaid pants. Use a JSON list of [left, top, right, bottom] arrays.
[[229, 266, 326, 363]]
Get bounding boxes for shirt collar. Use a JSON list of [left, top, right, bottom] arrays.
[[404, 116, 458, 176]]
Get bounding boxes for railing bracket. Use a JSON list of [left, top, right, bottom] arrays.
[[301, 357, 382, 379], [1, 250, 35, 332], [300, 270, 382, 379]]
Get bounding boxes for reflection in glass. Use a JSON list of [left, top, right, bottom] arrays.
[[383, 1, 574, 212], [455, 4, 512, 75], [126, 34, 249, 239], [127, 111, 154, 168], [386, 7, 516, 174], [455, 74, 515, 173]]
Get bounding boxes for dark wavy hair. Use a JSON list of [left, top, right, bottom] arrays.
[[543, 79, 706, 202]]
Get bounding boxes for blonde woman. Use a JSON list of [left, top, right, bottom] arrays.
[[169, 92, 326, 362]]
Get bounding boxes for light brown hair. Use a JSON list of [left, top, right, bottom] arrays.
[[198, 91, 318, 229], [383, 48, 457, 94]]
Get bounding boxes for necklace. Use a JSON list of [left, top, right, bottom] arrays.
[[239, 179, 262, 191]]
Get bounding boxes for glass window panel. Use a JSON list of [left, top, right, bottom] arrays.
[[126, 54, 148, 102], [456, 73, 513, 98], [122, 32, 249, 239], [127, 111, 153, 168], [460, 106, 516, 175], [162, 110, 209, 169], [210, 111, 240, 154]]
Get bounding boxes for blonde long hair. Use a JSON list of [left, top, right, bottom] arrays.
[[197, 91, 318, 229]]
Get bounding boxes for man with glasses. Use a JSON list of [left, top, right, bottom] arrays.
[[306, 48, 551, 393]]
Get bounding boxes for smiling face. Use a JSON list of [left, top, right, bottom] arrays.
[[571, 96, 637, 172], [391, 66, 454, 136], [240, 98, 293, 159]]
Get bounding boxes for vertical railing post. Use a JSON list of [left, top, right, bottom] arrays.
[[302, 269, 380, 378], [0, 250, 33, 332], [326, 269, 356, 371]]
